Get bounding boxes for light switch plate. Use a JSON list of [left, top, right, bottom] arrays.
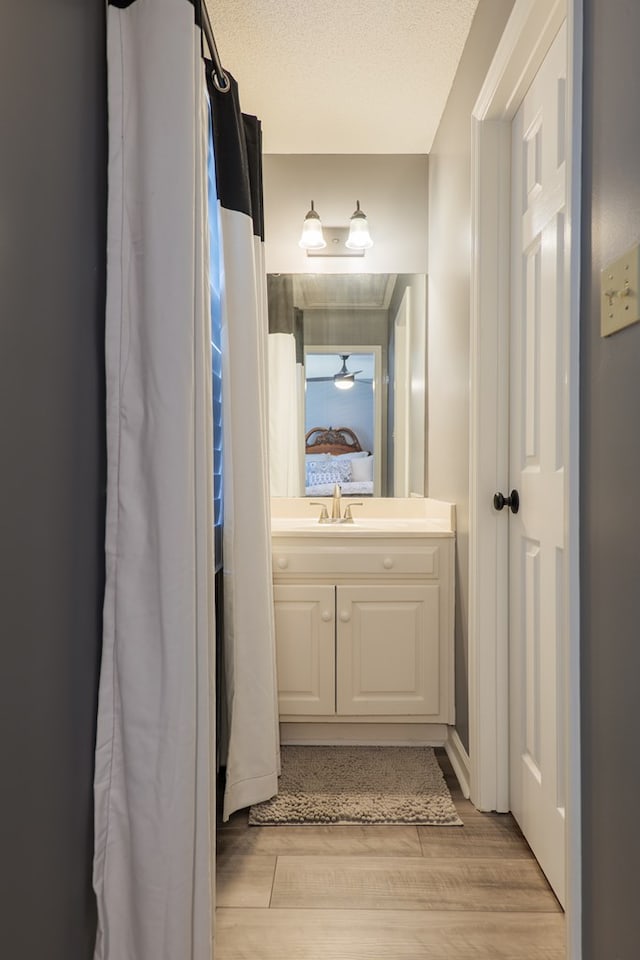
[[601, 243, 640, 337]]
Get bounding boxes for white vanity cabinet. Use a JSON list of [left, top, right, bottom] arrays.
[[274, 584, 335, 715], [271, 514, 455, 728], [335, 583, 441, 716]]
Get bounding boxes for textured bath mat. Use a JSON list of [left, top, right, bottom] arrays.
[[248, 745, 462, 826]]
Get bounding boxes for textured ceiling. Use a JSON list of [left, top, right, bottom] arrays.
[[205, 0, 479, 153], [291, 274, 396, 310]]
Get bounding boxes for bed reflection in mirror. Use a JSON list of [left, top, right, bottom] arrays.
[[267, 273, 426, 498], [304, 350, 381, 496]]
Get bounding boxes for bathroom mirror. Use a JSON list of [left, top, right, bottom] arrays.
[[267, 273, 426, 497]]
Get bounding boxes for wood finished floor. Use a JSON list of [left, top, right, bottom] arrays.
[[215, 749, 565, 959]]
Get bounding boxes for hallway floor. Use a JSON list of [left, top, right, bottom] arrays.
[[215, 749, 564, 958]]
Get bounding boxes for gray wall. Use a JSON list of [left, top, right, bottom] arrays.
[[264, 154, 428, 275], [0, 3, 106, 958], [426, 0, 515, 751], [581, 0, 640, 955]]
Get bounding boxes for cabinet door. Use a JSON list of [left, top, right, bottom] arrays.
[[274, 585, 335, 715], [336, 584, 440, 716]]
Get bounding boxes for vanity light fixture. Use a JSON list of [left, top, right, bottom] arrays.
[[345, 201, 374, 250], [298, 201, 326, 250], [301, 201, 374, 257]]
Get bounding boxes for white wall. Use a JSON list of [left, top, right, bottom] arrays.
[[427, 0, 514, 750], [263, 155, 428, 274]]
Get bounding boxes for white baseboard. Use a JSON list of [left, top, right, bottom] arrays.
[[280, 721, 448, 747], [445, 728, 471, 799]]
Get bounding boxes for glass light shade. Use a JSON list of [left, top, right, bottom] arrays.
[[298, 202, 326, 250], [334, 376, 355, 390], [345, 201, 373, 250]]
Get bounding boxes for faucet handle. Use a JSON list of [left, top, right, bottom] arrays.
[[343, 502, 364, 521], [309, 501, 329, 522]]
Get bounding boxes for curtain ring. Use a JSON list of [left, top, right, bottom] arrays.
[[212, 69, 231, 94]]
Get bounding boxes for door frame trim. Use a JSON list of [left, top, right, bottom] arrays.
[[468, 0, 582, 955]]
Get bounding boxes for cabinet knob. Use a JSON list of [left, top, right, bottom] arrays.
[[321, 610, 332, 622], [339, 610, 351, 623], [277, 557, 288, 570], [383, 557, 394, 569]]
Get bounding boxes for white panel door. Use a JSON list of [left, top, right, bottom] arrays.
[[509, 23, 567, 906], [336, 584, 440, 716], [274, 585, 335, 715]]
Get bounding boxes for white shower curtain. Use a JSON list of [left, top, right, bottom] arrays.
[[268, 334, 304, 495], [94, 2, 214, 958], [267, 276, 304, 496], [208, 81, 280, 820]]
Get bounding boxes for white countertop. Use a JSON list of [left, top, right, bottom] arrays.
[[270, 497, 456, 538], [271, 517, 454, 538]]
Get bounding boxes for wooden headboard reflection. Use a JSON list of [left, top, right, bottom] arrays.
[[305, 427, 364, 456]]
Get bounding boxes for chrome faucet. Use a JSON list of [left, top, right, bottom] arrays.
[[331, 483, 342, 520]]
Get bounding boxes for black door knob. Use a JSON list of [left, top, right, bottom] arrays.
[[493, 489, 520, 514]]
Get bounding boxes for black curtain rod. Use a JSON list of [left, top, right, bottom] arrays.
[[201, 2, 231, 93]]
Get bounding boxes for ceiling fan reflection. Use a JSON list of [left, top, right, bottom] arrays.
[[306, 354, 373, 390]]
